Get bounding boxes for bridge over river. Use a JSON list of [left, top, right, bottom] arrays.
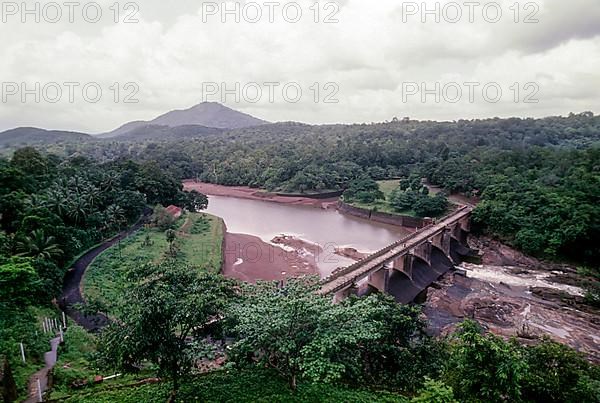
[[319, 206, 474, 303]]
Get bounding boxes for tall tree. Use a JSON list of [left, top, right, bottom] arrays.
[[98, 262, 233, 400]]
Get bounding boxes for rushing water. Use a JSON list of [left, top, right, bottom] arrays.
[[459, 263, 585, 296], [205, 195, 411, 276]]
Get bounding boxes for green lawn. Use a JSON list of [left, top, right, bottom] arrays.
[[83, 213, 224, 316], [377, 179, 400, 198]]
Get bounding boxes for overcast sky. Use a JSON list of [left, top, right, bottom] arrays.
[[0, 0, 599, 133]]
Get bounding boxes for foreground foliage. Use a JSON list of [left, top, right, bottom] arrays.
[[229, 278, 442, 391], [97, 262, 234, 397]]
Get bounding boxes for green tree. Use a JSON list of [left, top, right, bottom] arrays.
[[0, 257, 41, 305], [301, 294, 441, 390], [16, 229, 63, 261], [229, 279, 438, 391], [98, 262, 233, 400], [445, 320, 527, 402], [230, 278, 325, 390], [343, 175, 384, 204], [411, 378, 457, 403], [10, 147, 47, 177], [413, 193, 448, 217], [166, 229, 177, 257], [391, 188, 418, 211], [522, 338, 594, 403], [177, 190, 208, 213]]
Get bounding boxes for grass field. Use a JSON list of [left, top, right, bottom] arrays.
[[83, 213, 224, 316]]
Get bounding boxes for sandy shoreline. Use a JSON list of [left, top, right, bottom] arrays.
[[183, 180, 339, 209]]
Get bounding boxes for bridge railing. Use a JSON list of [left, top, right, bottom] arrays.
[[320, 205, 470, 286], [320, 226, 433, 284]]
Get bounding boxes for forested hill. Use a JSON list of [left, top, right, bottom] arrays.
[[0, 127, 93, 148]]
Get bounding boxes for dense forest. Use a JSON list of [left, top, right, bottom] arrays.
[[0, 149, 205, 397]]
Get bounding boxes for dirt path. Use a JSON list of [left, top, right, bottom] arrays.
[[24, 336, 61, 403], [59, 220, 146, 332]]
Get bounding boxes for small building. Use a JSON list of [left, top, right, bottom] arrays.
[[165, 205, 182, 219]]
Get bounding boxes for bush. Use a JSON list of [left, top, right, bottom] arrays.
[[150, 205, 175, 230], [522, 338, 597, 403], [445, 321, 527, 402], [411, 378, 457, 403]]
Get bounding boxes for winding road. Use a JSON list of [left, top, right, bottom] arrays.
[[59, 219, 146, 332]]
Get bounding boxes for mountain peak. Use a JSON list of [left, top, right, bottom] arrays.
[[100, 102, 268, 138]]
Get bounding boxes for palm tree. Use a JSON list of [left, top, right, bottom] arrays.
[[105, 205, 126, 257], [100, 172, 120, 193], [42, 187, 69, 218], [105, 204, 126, 233], [84, 188, 101, 211], [67, 196, 88, 224], [16, 229, 63, 261]]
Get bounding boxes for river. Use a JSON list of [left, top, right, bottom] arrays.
[[205, 195, 411, 278]]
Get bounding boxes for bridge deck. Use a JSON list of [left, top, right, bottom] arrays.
[[318, 206, 473, 295]]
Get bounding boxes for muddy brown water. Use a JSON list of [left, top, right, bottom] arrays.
[[205, 195, 412, 278]]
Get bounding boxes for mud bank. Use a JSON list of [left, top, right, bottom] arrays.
[[222, 233, 364, 282], [334, 247, 369, 261], [183, 180, 339, 209], [222, 232, 319, 283]]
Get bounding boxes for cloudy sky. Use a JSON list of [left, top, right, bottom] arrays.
[[0, 0, 599, 133]]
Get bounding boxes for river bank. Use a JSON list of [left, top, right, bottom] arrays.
[[222, 233, 320, 282], [183, 181, 339, 209], [199, 189, 409, 280]]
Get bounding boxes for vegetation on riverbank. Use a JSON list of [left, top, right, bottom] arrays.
[[83, 212, 223, 317], [97, 113, 596, 266], [343, 178, 450, 218]]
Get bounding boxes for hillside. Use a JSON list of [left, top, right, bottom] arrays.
[[100, 102, 268, 138], [0, 127, 92, 148], [107, 124, 225, 141]]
